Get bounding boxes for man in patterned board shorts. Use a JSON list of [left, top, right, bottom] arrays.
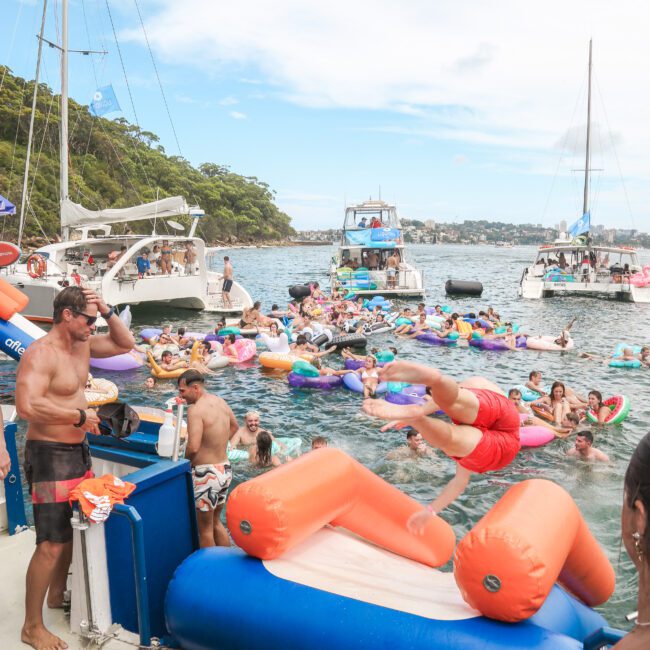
[[178, 369, 239, 547]]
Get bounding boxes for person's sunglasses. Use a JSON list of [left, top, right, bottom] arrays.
[[72, 310, 98, 326]]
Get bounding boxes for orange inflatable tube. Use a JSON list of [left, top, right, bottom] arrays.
[[0, 277, 29, 321], [453, 478, 615, 622], [227, 447, 455, 568]]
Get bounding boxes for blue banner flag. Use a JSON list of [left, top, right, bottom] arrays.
[[89, 85, 121, 117], [568, 211, 590, 238], [0, 194, 16, 216]]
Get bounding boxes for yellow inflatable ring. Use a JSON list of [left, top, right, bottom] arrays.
[[259, 351, 314, 371], [85, 377, 119, 407], [148, 341, 201, 379]]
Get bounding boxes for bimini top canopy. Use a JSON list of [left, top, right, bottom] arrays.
[[61, 196, 190, 229]]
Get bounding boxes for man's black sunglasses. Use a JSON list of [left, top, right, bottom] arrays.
[[73, 310, 98, 326]]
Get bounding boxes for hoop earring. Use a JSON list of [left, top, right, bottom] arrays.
[[633, 532, 644, 561]]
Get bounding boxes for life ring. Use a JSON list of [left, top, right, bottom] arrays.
[[85, 377, 119, 407], [148, 341, 201, 379], [530, 404, 554, 422], [585, 395, 630, 425], [27, 253, 46, 278]]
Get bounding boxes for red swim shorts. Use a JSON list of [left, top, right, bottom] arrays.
[[451, 388, 520, 473]]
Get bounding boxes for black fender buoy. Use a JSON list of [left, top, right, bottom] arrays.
[[330, 334, 367, 350], [288, 284, 311, 299], [311, 330, 333, 348], [445, 280, 483, 296]]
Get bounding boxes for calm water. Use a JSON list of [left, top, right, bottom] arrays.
[[2, 243, 649, 630]]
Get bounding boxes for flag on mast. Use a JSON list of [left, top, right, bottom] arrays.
[[89, 85, 121, 117], [568, 212, 590, 238]]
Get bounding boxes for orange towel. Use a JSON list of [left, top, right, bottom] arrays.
[[69, 474, 136, 523]]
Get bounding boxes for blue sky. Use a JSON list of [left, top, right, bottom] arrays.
[[3, 0, 649, 231]]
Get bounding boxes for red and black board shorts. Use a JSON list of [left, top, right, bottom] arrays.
[[24, 440, 94, 544]]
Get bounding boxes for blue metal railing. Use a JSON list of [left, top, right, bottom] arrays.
[[111, 504, 151, 648], [3, 422, 27, 534]]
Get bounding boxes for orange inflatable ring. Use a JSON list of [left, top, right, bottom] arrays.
[[27, 253, 46, 279]]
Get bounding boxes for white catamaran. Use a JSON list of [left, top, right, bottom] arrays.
[[519, 41, 650, 303], [329, 200, 425, 298], [2, 0, 252, 321]]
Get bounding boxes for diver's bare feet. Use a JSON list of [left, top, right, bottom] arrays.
[[379, 361, 441, 386], [362, 398, 424, 421], [21, 623, 68, 650]]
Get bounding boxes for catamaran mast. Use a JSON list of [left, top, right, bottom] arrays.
[[18, 0, 48, 248], [60, 0, 70, 241], [582, 39, 592, 222]]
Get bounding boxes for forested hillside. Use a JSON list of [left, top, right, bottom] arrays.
[[0, 67, 294, 244]]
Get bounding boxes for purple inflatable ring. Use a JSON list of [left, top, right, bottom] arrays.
[[288, 372, 342, 390], [344, 358, 388, 371], [90, 349, 145, 371], [415, 332, 457, 346], [385, 392, 426, 406]]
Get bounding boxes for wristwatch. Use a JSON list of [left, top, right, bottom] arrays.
[[102, 304, 115, 320], [74, 409, 86, 428]]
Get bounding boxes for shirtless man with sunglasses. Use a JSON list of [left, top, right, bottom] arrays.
[[16, 286, 134, 650]]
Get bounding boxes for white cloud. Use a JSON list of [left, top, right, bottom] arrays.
[[218, 96, 238, 106], [229, 111, 247, 120], [453, 154, 468, 166], [123, 0, 650, 187]]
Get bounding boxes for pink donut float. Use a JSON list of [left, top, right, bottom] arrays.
[[519, 425, 555, 448]]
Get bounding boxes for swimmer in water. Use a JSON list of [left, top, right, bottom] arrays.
[[403, 313, 431, 339], [508, 388, 579, 436], [342, 347, 398, 362], [311, 436, 328, 450], [363, 360, 520, 525], [533, 381, 572, 425], [144, 377, 156, 389], [386, 431, 435, 460], [587, 390, 611, 424], [567, 430, 610, 462], [356, 356, 380, 398], [249, 431, 282, 468]]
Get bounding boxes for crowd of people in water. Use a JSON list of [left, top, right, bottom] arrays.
[[4, 276, 650, 650]]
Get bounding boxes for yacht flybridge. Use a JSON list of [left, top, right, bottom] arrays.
[[329, 200, 425, 298], [519, 40, 649, 303], [3, 0, 252, 321]]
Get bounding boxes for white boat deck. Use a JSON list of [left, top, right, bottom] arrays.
[[0, 529, 141, 650]]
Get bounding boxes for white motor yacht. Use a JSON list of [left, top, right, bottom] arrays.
[[329, 200, 425, 298]]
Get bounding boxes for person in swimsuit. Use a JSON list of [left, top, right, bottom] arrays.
[[183, 241, 197, 275], [587, 390, 611, 423], [178, 369, 238, 547], [230, 411, 284, 453], [567, 430, 609, 462], [535, 381, 572, 424], [356, 356, 380, 398], [249, 431, 282, 468], [362, 360, 520, 528], [222, 256, 233, 308], [386, 430, 435, 460], [160, 240, 173, 275], [15, 286, 134, 650], [403, 313, 431, 339]]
